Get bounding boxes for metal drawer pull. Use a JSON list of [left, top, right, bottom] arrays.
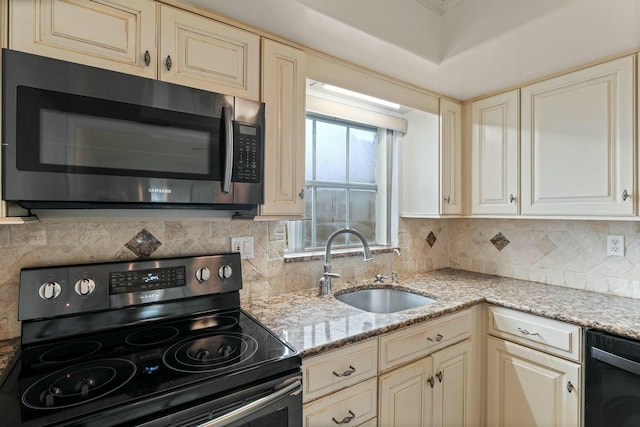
[[444, 195, 451, 204], [143, 50, 151, 66], [165, 55, 173, 71], [622, 189, 629, 201], [427, 333, 444, 342], [436, 371, 443, 383], [509, 194, 516, 203], [517, 327, 540, 336], [332, 410, 355, 424], [299, 188, 305, 199], [428, 376, 435, 388], [567, 381, 575, 393], [333, 365, 356, 377]]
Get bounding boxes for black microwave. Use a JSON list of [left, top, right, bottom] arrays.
[[2, 49, 264, 211]]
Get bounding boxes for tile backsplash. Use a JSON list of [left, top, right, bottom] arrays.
[[0, 216, 637, 340]]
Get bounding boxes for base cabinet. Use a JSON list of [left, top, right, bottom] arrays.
[[379, 339, 475, 427]]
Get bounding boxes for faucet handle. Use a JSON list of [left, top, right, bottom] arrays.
[[374, 274, 389, 284], [325, 272, 341, 279]]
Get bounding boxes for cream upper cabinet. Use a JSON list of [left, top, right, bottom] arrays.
[[401, 100, 462, 217], [10, 0, 157, 78], [470, 90, 519, 215], [521, 56, 635, 216], [10, 1, 260, 100], [159, 5, 259, 100], [440, 99, 463, 215], [259, 39, 307, 217], [487, 336, 581, 427]]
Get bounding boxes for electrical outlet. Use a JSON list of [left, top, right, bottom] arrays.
[[231, 237, 254, 259], [607, 235, 624, 257]]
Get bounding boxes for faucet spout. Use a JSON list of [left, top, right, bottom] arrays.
[[319, 228, 373, 296]]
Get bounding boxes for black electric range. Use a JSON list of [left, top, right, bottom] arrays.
[[0, 253, 302, 427]]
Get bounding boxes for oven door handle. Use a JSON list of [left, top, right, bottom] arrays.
[[198, 377, 302, 427], [592, 347, 640, 376], [222, 106, 233, 194]]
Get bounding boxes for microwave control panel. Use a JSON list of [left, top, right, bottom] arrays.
[[233, 123, 261, 183]]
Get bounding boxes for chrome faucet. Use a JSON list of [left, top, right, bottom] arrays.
[[319, 228, 373, 296]]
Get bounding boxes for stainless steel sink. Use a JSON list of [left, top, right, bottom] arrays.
[[335, 288, 437, 314]]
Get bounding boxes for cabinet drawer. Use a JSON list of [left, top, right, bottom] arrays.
[[488, 306, 581, 361], [379, 308, 473, 371], [303, 338, 378, 402], [303, 378, 377, 427]]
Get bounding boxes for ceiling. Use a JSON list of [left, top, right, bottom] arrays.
[[186, 0, 640, 101]]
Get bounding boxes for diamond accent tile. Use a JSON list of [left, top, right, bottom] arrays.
[[125, 228, 162, 258], [490, 232, 510, 251], [426, 231, 437, 247]]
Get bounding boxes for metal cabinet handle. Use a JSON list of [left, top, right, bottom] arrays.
[[567, 381, 575, 393], [622, 189, 629, 201], [143, 50, 151, 66], [333, 365, 356, 377], [298, 189, 305, 199], [427, 333, 444, 342], [165, 55, 173, 71], [509, 194, 516, 203], [428, 376, 435, 388], [436, 371, 443, 383], [444, 195, 451, 204], [517, 327, 540, 336], [332, 410, 355, 424]]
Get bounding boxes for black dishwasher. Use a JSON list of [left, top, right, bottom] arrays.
[[585, 329, 640, 426]]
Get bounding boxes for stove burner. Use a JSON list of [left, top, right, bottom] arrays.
[[163, 333, 258, 373], [22, 359, 136, 410], [39, 340, 102, 364], [125, 326, 179, 346]]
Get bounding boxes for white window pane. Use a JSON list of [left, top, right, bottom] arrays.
[[349, 190, 376, 242], [315, 121, 347, 182], [349, 128, 377, 184], [315, 188, 347, 246]]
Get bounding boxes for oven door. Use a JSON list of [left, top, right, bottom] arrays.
[[585, 329, 640, 427], [135, 372, 302, 427]]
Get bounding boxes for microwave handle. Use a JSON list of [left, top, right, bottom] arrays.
[[222, 106, 233, 193]]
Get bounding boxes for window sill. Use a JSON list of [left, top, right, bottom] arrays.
[[284, 246, 398, 263]]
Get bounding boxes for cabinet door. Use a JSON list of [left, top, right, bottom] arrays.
[[10, 0, 156, 78], [440, 99, 462, 215], [432, 339, 474, 427], [159, 5, 259, 100], [521, 56, 635, 216], [471, 90, 519, 215], [378, 356, 433, 427], [259, 39, 307, 217], [487, 336, 581, 427]]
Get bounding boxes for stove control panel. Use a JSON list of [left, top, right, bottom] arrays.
[[19, 253, 242, 321]]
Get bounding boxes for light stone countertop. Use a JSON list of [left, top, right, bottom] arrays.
[[243, 268, 640, 358], [1, 268, 639, 376]]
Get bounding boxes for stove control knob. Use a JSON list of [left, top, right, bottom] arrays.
[[39, 282, 62, 300], [218, 264, 233, 279], [74, 278, 96, 296], [195, 267, 211, 282]]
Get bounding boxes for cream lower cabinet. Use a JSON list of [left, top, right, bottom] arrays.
[[486, 306, 582, 427], [379, 339, 474, 427], [302, 338, 378, 426], [11, 1, 260, 100], [378, 307, 478, 427], [259, 39, 307, 217], [520, 55, 635, 216]]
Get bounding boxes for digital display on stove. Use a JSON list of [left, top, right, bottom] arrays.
[[109, 266, 186, 295]]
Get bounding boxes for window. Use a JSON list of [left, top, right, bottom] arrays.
[[286, 80, 407, 255], [303, 113, 379, 249]]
